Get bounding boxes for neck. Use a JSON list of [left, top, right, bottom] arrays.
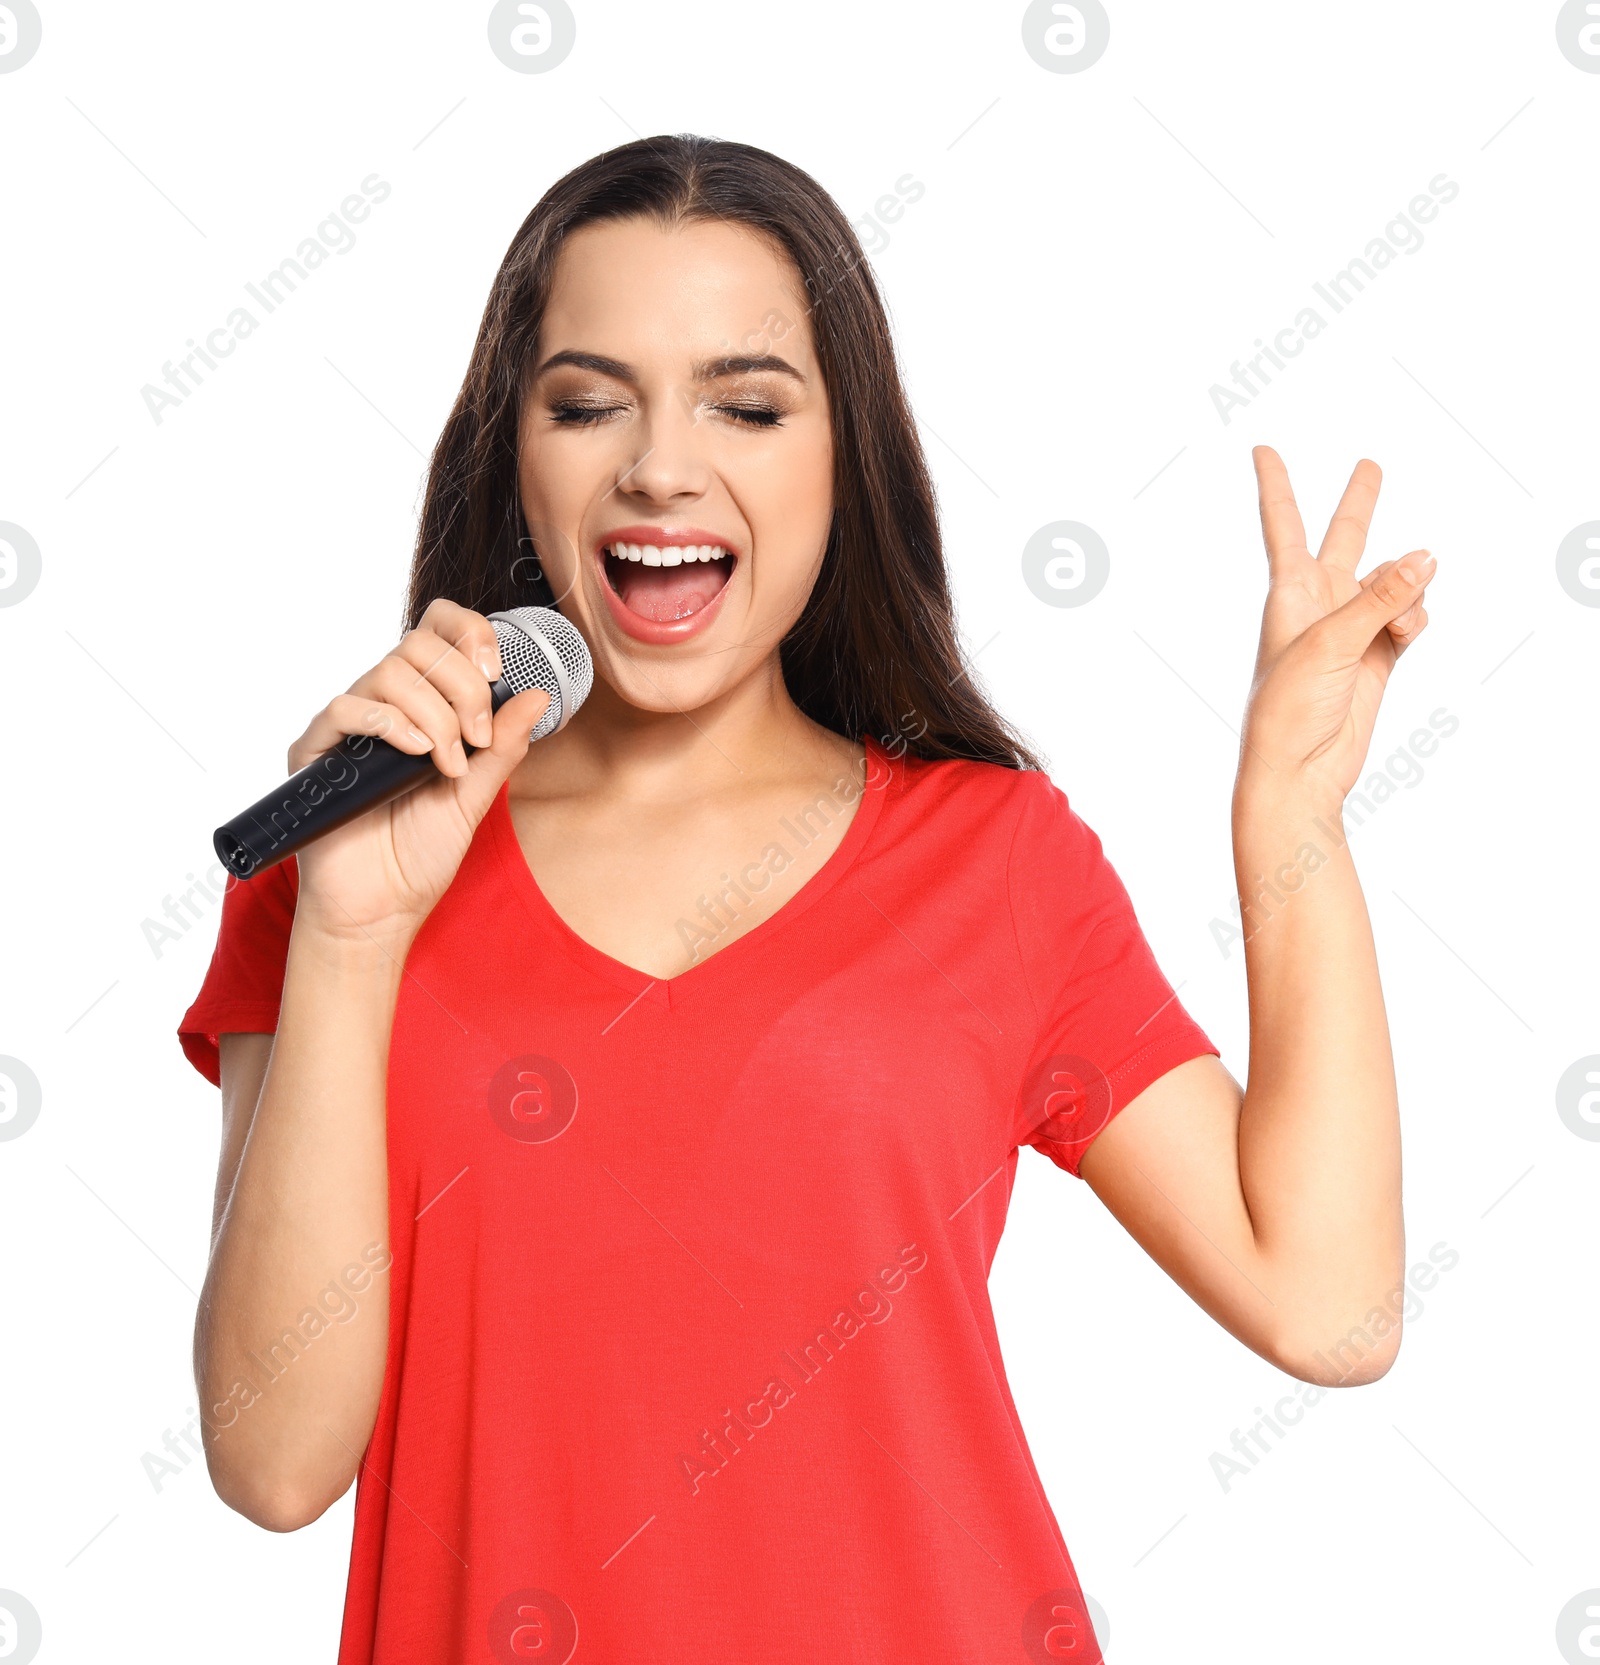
[[512, 653, 855, 806]]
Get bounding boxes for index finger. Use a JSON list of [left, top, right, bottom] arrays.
[[1253, 444, 1310, 574], [418, 597, 502, 681]]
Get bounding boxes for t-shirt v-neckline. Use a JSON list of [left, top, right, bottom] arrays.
[[488, 734, 892, 1005]]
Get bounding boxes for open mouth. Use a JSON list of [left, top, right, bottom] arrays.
[[600, 540, 736, 623]]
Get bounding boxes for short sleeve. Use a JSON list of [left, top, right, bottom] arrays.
[[1007, 773, 1218, 1177], [177, 856, 299, 1087]]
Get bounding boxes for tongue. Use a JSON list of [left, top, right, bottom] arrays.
[[612, 558, 728, 622]]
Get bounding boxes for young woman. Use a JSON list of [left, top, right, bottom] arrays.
[[180, 135, 1432, 1663]]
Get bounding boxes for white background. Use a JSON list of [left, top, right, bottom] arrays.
[[1, 2, 1595, 1660]]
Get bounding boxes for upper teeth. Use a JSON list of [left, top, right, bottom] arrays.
[[607, 542, 730, 566]]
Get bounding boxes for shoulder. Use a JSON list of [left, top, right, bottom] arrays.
[[887, 750, 1073, 837], [177, 857, 300, 1088], [895, 750, 1122, 892], [872, 750, 1094, 878], [225, 853, 300, 929], [203, 853, 302, 985]]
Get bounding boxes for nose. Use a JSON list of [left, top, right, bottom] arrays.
[[608, 386, 711, 506]]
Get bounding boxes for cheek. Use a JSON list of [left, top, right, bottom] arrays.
[[519, 436, 582, 520], [517, 446, 592, 587], [739, 428, 833, 582]]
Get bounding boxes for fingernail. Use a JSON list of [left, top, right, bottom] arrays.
[[408, 727, 432, 749], [451, 738, 467, 771], [479, 650, 501, 682], [475, 712, 493, 745]]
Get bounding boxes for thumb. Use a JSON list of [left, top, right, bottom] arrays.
[[1323, 551, 1435, 657], [454, 687, 553, 821]]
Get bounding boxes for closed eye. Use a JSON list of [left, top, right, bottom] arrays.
[[713, 404, 784, 428], [548, 403, 625, 427], [548, 402, 784, 429]]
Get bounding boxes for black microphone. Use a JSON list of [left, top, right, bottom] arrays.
[[213, 606, 594, 881]]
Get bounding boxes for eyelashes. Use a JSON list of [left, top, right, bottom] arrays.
[[714, 405, 784, 429], [548, 401, 784, 429], [547, 404, 621, 427]]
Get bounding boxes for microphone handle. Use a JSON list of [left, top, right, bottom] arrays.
[[213, 681, 507, 881]]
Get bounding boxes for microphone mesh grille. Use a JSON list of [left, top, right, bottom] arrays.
[[489, 606, 595, 741]]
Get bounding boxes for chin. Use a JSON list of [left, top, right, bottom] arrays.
[[588, 640, 748, 719]]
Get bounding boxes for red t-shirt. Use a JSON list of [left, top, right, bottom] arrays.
[[180, 734, 1217, 1663]]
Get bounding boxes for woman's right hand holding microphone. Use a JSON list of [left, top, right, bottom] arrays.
[[286, 598, 551, 945]]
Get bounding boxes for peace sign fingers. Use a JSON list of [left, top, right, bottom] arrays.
[[1252, 445, 1314, 577], [1316, 457, 1384, 574]]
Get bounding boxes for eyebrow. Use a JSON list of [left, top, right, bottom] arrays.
[[532, 348, 807, 385]]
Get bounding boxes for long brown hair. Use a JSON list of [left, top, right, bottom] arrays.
[[406, 133, 1041, 770]]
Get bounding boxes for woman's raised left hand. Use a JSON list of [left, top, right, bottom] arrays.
[[1235, 445, 1435, 811]]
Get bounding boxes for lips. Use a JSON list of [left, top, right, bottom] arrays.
[[594, 527, 738, 639]]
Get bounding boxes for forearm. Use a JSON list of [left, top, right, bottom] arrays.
[[196, 916, 408, 1524], [1231, 774, 1405, 1379]]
